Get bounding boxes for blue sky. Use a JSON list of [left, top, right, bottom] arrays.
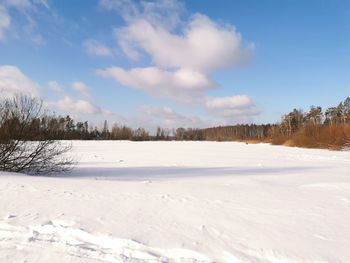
[[0, 0, 349, 129]]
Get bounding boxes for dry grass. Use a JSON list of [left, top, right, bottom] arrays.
[[243, 139, 265, 144], [270, 135, 289, 145], [286, 124, 350, 150], [254, 124, 350, 150]]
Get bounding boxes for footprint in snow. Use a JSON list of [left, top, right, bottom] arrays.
[[4, 214, 17, 220]]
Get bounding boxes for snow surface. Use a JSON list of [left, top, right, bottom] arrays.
[[1, 141, 350, 263]]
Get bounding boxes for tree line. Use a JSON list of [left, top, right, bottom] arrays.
[[268, 97, 350, 149], [200, 97, 350, 149], [1, 95, 350, 148]]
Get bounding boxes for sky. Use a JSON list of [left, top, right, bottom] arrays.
[[0, 0, 349, 130]]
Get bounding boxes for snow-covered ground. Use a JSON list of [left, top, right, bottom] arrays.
[[1, 141, 350, 263]]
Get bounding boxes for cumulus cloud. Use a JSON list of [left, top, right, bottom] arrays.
[[96, 0, 259, 122], [45, 81, 114, 116], [93, 0, 264, 127], [138, 105, 204, 129], [102, 0, 253, 71], [97, 66, 216, 102], [72, 81, 91, 98], [48, 81, 64, 93], [0, 65, 40, 97], [45, 95, 105, 115], [48, 81, 95, 114], [115, 14, 253, 71], [83, 39, 113, 57], [0, 65, 121, 126], [205, 95, 261, 120], [137, 96, 261, 129]]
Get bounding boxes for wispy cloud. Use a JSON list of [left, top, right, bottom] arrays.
[[72, 81, 91, 99], [0, 5, 11, 41], [0, 65, 40, 97], [83, 39, 113, 57], [0, 0, 50, 44], [99, 0, 184, 30]]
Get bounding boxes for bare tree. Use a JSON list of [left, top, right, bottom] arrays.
[[0, 95, 75, 175]]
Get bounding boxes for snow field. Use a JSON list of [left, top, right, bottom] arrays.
[[1, 141, 350, 262]]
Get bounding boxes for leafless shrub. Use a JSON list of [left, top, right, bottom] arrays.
[[0, 95, 75, 175]]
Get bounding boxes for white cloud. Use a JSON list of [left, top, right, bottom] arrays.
[[98, 0, 260, 123], [206, 95, 253, 109], [83, 39, 113, 57], [205, 95, 261, 120], [0, 0, 50, 43], [0, 5, 11, 40], [137, 96, 261, 130], [118, 39, 139, 60], [45, 95, 104, 115], [138, 105, 204, 129], [97, 66, 216, 102], [48, 81, 64, 93], [0, 65, 40, 97], [72, 81, 91, 98], [0, 65, 121, 124], [46, 81, 106, 115], [99, 0, 184, 30], [116, 14, 253, 71], [46, 81, 116, 117], [0, 71, 99, 115]]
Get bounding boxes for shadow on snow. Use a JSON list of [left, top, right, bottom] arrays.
[[58, 166, 318, 181]]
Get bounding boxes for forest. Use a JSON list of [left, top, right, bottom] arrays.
[[1, 96, 350, 150]]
